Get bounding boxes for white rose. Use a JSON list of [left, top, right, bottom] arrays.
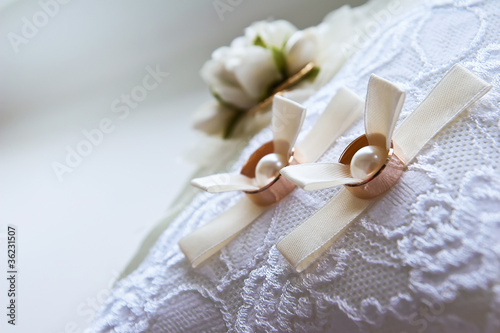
[[244, 20, 297, 48], [201, 45, 282, 110], [197, 19, 322, 137], [284, 28, 320, 76]]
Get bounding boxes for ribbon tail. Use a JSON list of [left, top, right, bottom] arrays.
[[191, 173, 259, 193], [393, 64, 492, 164], [364, 74, 406, 150], [179, 197, 267, 267], [277, 189, 371, 272], [280, 163, 361, 191], [272, 95, 306, 158], [295, 87, 363, 163]]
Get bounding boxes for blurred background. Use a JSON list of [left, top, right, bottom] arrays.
[[0, 0, 364, 331]]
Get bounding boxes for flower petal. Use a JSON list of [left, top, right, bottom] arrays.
[[192, 100, 237, 136], [211, 81, 257, 110], [233, 46, 282, 100], [284, 28, 319, 76], [245, 20, 297, 49]]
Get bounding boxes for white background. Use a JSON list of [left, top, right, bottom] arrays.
[[0, 0, 363, 332]]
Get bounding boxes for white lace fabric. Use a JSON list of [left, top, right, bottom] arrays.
[[88, 0, 500, 332]]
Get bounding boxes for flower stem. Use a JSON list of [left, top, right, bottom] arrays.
[[223, 111, 245, 139]]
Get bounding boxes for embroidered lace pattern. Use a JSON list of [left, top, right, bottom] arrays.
[[88, 1, 500, 331]]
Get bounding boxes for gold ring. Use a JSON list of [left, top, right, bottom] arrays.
[[339, 134, 404, 199], [241, 141, 298, 206]]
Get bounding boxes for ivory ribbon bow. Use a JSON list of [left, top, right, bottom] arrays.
[[179, 89, 364, 267], [278, 64, 492, 272]]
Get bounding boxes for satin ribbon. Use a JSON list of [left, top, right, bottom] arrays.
[[179, 87, 364, 267], [277, 64, 492, 272]]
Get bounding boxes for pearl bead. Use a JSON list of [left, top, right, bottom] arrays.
[[350, 145, 387, 180], [255, 153, 287, 187]]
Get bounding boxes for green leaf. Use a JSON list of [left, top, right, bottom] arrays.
[[304, 66, 320, 81], [271, 47, 287, 77], [211, 90, 226, 105], [223, 110, 245, 139], [211, 89, 246, 139], [260, 78, 281, 101], [211, 89, 244, 112], [253, 35, 267, 48]]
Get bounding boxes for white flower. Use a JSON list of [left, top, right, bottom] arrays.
[[201, 20, 320, 111], [245, 20, 319, 76], [284, 28, 319, 76], [201, 44, 282, 110], [244, 20, 297, 48], [197, 19, 321, 137]]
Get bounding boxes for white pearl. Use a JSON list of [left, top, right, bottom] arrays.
[[350, 145, 387, 180], [255, 153, 287, 187]]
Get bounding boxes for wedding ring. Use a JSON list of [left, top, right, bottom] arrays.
[[241, 141, 298, 206], [339, 134, 404, 199]]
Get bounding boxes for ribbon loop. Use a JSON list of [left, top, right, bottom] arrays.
[[295, 87, 364, 163], [272, 95, 306, 159], [280, 163, 359, 191], [191, 173, 259, 193], [364, 74, 406, 150]]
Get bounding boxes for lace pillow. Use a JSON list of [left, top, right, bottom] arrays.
[[88, 0, 500, 332]]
